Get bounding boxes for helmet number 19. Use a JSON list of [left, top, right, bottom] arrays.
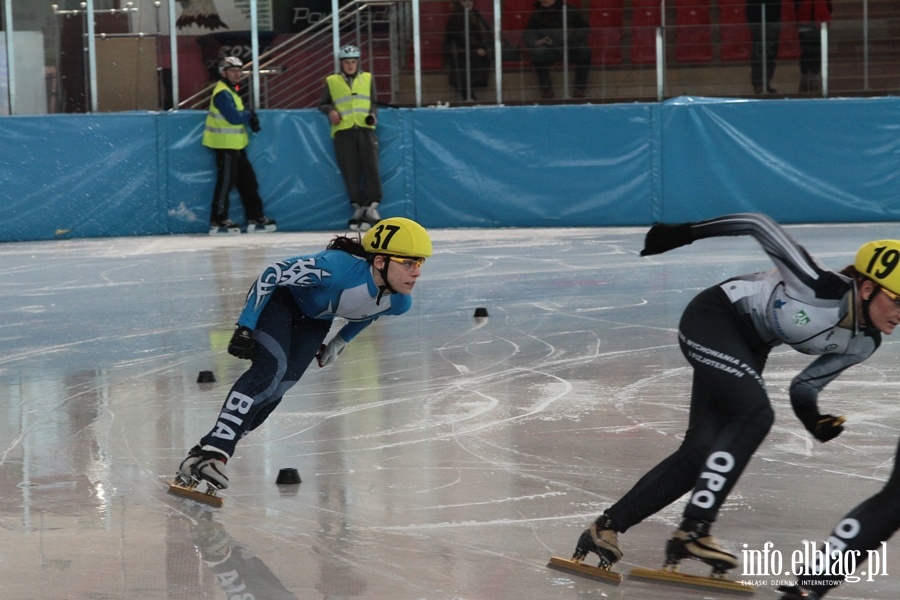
[[865, 245, 900, 280]]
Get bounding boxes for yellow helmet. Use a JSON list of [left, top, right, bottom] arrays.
[[855, 240, 900, 294], [362, 217, 432, 258]]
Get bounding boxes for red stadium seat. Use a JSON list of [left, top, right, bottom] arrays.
[[408, 1, 451, 71], [778, 0, 800, 59], [590, 0, 624, 65], [719, 0, 751, 61], [674, 0, 712, 62], [631, 0, 661, 64]]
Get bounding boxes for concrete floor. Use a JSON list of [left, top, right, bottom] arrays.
[[2, 224, 899, 599]]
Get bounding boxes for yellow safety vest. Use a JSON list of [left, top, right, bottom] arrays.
[[202, 81, 249, 150], [326, 72, 374, 138]]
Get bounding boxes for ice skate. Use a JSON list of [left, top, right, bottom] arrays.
[[547, 514, 623, 584], [663, 518, 738, 573], [209, 219, 241, 235], [246, 216, 277, 233], [778, 584, 821, 599], [348, 204, 364, 231], [630, 519, 752, 594], [168, 445, 229, 507]]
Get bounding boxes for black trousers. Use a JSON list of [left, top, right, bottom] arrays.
[[333, 127, 382, 207], [210, 148, 265, 223], [800, 435, 900, 595], [531, 45, 592, 91], [747, 2, 782, 88], [607, 286, 774, 531], [201, 289, 332, 457]]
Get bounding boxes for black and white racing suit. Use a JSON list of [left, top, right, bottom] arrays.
[[607, 214, 880, 559]]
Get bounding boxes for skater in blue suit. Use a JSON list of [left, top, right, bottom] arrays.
[[175, 217, 432, 490]]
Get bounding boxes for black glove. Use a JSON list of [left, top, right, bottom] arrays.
[[810, 414, 846, 442], [798, 412, 846, 442], [227, 325, 255, 360], [640, 223, 694, 256], [248, 111, 260, 133]]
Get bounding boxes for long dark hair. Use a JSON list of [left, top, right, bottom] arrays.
[[327, 234, 370, 260]]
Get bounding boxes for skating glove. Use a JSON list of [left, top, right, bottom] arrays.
[[640, 223, 694, 256], [798, 411, 846, 443], [316, 336, 348, 367], [248, 111, 260, 133], [808, 414, 846, 442], [227, 325, 255, 360]]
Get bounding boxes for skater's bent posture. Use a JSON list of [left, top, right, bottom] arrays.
[[176, 217, 432, 489], [782, 385, 900, 592], [574, 213, 900, 577]]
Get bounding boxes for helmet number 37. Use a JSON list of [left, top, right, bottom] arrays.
[[368, 224, 400, 252]]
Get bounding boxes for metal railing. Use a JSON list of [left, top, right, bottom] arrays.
[[179, 0, 402, 111], [22, 0, 900, 115]]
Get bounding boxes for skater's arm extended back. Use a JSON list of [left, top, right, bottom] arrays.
[[643, 213, 850, 300]]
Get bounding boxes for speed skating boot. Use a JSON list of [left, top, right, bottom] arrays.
[[665, 518, 738, 574], [177, 445, 229, 489], [572, 514, 624, 568]]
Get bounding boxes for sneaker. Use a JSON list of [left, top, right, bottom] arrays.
[[246, 216, 277, 233], [572, 514, 623, 568], [777, 585, 821, 600], [178, 444, 229, 489], [209, 219, 241, 235], [359, 203, 380, 232], [348, 204, 364, 231], [665, 518, 737, 572]]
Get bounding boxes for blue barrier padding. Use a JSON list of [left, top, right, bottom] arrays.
[[3, 97, 899, 242], [3, 113, 165, 240], [658, 96, 900, 223]]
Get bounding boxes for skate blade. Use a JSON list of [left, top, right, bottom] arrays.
[[167, 481, 224, 508], [246, 225, 276, 233], [630, 566, 753, 594], [209, 227, 241, 235], [547, 556, 623, 584]]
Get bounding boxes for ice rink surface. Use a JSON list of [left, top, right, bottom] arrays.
[[2, 224, 900, 600]]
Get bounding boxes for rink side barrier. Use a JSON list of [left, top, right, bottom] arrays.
[[2, 96, 897, 242]]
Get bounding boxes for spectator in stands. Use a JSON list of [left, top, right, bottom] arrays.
[[443, 0, 493, 101], [522, 0, 592, 99], [318, 45, 382, 232], [746, 0, 782, 94], [796, 0, 832, 93]]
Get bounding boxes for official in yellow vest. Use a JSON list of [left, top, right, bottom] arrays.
[[203, 56, 276, 235], [317, 45, 383, 232]]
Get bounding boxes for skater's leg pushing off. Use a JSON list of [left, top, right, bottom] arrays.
[[573, 288, 773, 575], [176, 290, 330, 491]]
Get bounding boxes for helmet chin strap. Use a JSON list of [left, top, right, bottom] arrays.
[[374, 257, 397, 305], [861, 282, 879, 329]]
